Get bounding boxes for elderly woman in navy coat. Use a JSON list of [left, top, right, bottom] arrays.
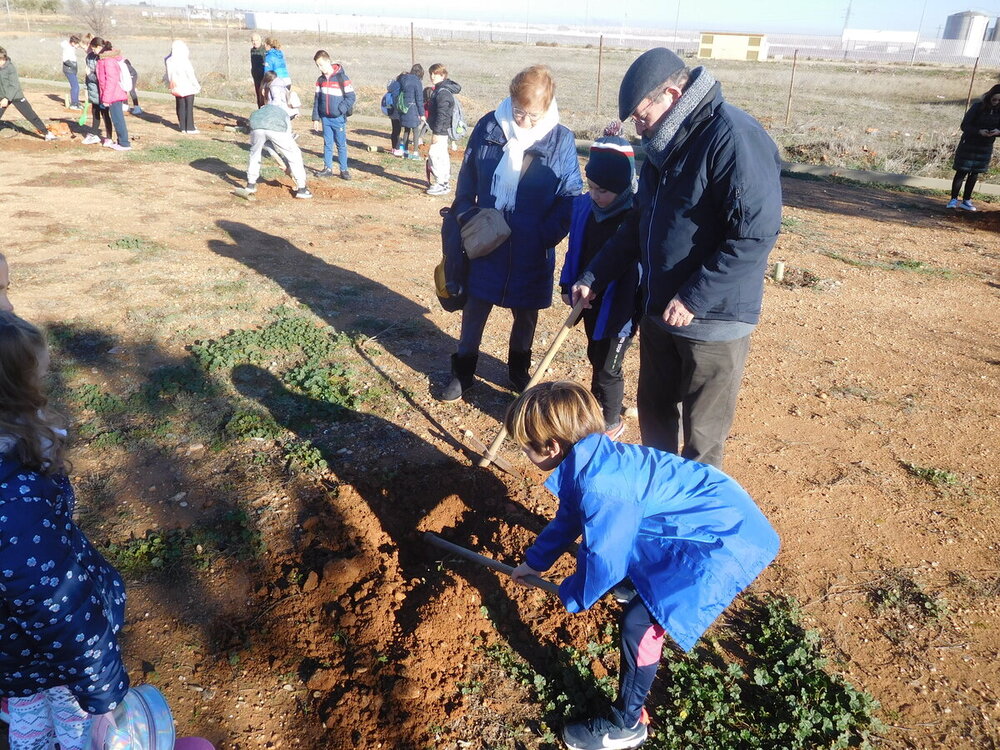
[[438, 64, 583, 401]]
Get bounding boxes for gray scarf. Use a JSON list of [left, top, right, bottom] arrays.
[[641, 67, 717, 170]]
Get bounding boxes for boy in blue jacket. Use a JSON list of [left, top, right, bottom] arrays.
[[311, 49, 355, 181], [508, 381, 779, 750]]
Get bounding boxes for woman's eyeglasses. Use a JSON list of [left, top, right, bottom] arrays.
[[513, 107, 544, 125]]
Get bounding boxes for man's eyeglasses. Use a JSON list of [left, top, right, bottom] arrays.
[[631, 88, 669, 123]]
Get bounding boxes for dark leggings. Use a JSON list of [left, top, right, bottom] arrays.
[[91, 102, 111, 139], [175, 95, 195, 131], [951, 170, 979, 201], [0, 98, 47, 134], [584, 320, 633, 429], [390, 118, 402, 149], [613, 596, 669, 728], [400, 126, 415, 152]]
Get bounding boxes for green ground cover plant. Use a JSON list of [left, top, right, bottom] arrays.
[[484, 595, 881, 749]]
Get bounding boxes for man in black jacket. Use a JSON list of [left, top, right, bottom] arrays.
[[425, 63, 461, 196], [573, 48, 781, 469]]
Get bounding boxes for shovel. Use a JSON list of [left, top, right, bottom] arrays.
[[424, 532, 559, 595], [476, 297, 588, 469]]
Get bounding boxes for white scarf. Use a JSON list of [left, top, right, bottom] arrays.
[[490, 96, 560, 212]]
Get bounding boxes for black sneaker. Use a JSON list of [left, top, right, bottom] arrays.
[[340, 170, 352, 181], [562, 716, 647, 750], [315, 167, 335, 178]]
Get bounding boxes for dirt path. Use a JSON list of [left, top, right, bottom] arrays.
[[2, 88, 999, 750]]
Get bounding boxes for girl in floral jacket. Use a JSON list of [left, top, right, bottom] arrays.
[[0, 312, 128, 750]]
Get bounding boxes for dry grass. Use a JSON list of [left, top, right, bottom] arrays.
[[3, 9, 999, 177]]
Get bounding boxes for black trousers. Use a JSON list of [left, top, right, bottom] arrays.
[[175, 94, 195, 131], [583, 310, 633, 429], [390, 118, 402, 149], [90, 102, 111, 138], [0, 98, 47, 134], [637, 317, 751, 469]]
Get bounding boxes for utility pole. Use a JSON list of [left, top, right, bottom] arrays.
[[910, 0, 928, 64]]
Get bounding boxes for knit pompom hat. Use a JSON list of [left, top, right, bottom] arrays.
[[618, 47, 686, 121], [585, 121, 635, 194]]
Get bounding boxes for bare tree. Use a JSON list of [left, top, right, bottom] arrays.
[[64, 0, 110, 37]]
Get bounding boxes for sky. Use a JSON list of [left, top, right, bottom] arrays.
[[190, 1, 1000, 36]]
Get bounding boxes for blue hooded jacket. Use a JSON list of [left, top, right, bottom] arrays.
[[443, 112, 583, 310], [0, 453, 128, 713], [526, 433, 779, 652], [560, 194, 640, 340]]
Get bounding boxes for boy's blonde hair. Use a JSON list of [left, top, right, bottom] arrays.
[[504, 381, 604, 454]]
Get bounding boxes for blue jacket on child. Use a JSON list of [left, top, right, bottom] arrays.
[[263, 48, 289, 81], [0, 453, 128, 714], [560, 194, 640, 340], [526, 433, 780, 652], [443, 112, 583, 310]]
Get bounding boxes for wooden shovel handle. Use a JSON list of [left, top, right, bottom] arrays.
[[424, 532, 560, 596], [478, 297, 588, 468]]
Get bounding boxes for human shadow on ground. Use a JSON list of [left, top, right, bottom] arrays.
[[780, 172, 997, 230], [190, 156, 247, 187], [229, 363, 574, 730], [206, 220, 516, 400]]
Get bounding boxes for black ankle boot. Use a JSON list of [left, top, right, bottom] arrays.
[[440, 353, 478, 402], [508, 349, 532, 392]]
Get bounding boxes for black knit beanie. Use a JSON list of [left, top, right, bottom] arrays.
[[585, 135, 635, 194], [618, 47, 686, 121]]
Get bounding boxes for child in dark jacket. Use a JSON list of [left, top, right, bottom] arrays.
[[508, 381, 779, 750], [311, 49, 355, 180], [424, 63, 461, 195], [0, 311, 129, 750], [560, 125, 639, 438], [0, 47, 56, 140]]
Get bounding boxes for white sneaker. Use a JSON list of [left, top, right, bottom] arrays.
[[44, 131, 57, 141], [186, 128, 200, 134], [426, 183, 450, 196], [82, 134, 102, 145]]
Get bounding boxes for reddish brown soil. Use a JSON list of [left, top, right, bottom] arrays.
[[2, 87, 999, 750]]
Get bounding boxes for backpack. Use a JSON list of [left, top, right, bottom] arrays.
[[117, 59, 134, 93], [395, 77, 410, 115], [448, 95, 468, 141], [380, 88, 395, 116]]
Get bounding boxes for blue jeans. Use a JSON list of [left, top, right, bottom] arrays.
[[108, 101, 129, 146], [63, 61, 80, 106], [320, 115, 348, 172]]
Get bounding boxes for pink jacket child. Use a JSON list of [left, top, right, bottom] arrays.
[[95, 48, 131, 149]]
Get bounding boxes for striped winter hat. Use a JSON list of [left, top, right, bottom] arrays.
[[585, 121, 635, 194]]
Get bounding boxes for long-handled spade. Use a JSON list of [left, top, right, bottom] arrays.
[[424, 532, 559, 595], [475, 297, 588, 470]]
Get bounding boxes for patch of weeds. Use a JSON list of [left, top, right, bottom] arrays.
[[284, 439, 329, 474], [780, 216, 805, 234], [902, 462, 961, 489], [127, 138, 246, 166], [829, 384, 878, 402], [225, 409, 285, 441], [865, 569, 947, 624], [103, 508, 264, 577], [820, 251, 953, 278], [70, 384, 126, 416], [486, 596, 880, 749], [282, 361, 363, 412], [191, 311, 342, 372]]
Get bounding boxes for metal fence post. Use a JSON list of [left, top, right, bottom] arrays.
[[784, 49, 798, 127], [411, 22, 415, 66], [596, 35, 604, 114], [225, 17, 231, 80], [965, 56, 980, 110]]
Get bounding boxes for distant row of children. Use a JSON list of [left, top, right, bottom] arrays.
[[381, 62, 463, 194]]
